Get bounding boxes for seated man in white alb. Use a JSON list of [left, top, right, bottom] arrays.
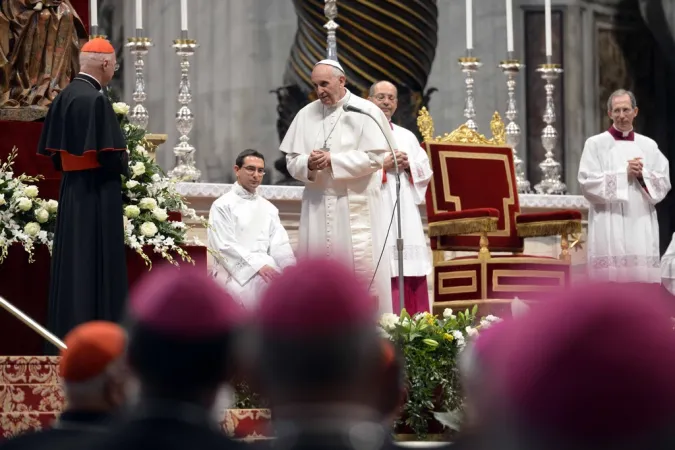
[[208, 149, 296, 308]]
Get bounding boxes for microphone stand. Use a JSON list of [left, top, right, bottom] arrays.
[[343, 105, 405, 313]]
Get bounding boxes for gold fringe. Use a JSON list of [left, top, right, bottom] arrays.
[[516, 220, 582, 238], [429, 217, 498, 237]]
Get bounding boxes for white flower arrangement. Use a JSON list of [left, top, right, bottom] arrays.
[[113, 102, 208, 268], [0, 148, 57, 262]]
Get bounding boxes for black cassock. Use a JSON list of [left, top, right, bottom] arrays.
[[37, 73, 130, 344]]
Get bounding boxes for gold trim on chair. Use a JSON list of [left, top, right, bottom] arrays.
[[516, 220, 582, 238], [417, 108, 506, 146], [428, 217, 498, 237]]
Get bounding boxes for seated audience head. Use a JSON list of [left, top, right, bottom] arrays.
[[248, 257, 397, 419], [126, 264, 245, 410], [60, 321, 129, 412], [476, 282, 675, 450], [368, 81, 398, 121], [234, 149, 265, 193]]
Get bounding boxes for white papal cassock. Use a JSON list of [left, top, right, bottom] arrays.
[[208, 182, 296, 307], [661, 234, 675, 295], [380, 123, 433, 278], [578, 128, 670, 282], [280, 89, 394, 313]]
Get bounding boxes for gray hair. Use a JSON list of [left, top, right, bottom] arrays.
[[330, 66, 344, 78], [607, 89, 637, 112], [368, 80, 398, 98], [63, 357, 124, 404]]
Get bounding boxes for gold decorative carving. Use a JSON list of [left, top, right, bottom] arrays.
[[143, 134, 168, 162], [417, 108, 506, 146]]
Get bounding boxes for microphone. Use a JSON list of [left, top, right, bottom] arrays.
[[343, 102, 405, 314]]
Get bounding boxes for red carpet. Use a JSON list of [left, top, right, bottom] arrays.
[[0, 356, 272, 441]]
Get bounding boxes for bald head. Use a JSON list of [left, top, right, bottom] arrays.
[[79, 50, 116, 87], [368, 81, 398, 120]]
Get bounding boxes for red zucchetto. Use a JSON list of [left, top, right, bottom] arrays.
[[81, 38, 115, 54], [59, 321, 126, 383]]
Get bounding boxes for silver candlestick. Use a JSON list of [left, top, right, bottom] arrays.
[[324, 0, 339, 60], [499, 58, 530, 193], [125, 32, 152, 129], [534, 63, 566, 195], [168, 34, 201, 182], [458, 55, 482, 131]]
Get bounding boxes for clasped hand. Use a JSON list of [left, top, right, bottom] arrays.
[[627, 157, 643, 179], [308, 150, 331, 171], [384, 151, 409, 171]]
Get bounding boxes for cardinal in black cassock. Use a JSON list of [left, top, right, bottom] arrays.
[[37, 38, 129, 347]]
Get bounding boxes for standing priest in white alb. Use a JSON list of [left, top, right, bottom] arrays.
[[368, 81, 433, 314], [578, 90, 670, 283], [280, 59, 394, 313], [208, 149, 296, 308]]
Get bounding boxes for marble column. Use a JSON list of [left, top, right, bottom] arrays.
[[122, 0, 296, 183]]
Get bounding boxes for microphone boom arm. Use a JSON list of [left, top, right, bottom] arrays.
[[343, 104, 405, 314]]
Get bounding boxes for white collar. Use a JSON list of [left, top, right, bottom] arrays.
[[78, 71, 103, 87], [233, 182, 257, 200], [324, 89, 351, 112]]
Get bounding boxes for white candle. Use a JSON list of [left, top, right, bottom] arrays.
[[136, 0, 142, 29], [466, 0, 473, 50], [90, 0, 97, 28], [506, 0, 514, 53], [181, 0, 188, 31], [545, 0, 552, 56]]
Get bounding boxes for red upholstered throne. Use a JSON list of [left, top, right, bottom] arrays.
[[417, 109, 582, 314]]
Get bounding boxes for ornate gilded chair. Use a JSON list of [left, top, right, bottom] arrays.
[[417, 108, 582, 315]]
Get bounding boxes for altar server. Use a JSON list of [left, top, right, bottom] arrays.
[[208, 149, 295, 308], [368, 81, 433, 314], [37, 38, 129, 344], [280, 59, 394, 313], [83, 266, 246, 450], [578, 89, 670, 283], [0, 322, 128, 450]]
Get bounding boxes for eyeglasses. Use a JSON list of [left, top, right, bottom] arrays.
[[114, 63, 120, 72], [242, 166, 265, 175]]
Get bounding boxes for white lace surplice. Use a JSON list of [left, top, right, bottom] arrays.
[[207, 183, 296, 308], [578, 131, 670, 282], [379, 124, 433, 278]]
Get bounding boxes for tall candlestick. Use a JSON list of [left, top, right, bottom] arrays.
[[181, 0, 188, 31], [545, 0, 552, 56], [506, 0, 514, 53], [90, 0, 97, 27], [466, 0, 473, 50], [136, 0, 142, 29]]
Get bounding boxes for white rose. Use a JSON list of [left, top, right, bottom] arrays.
[[465, 326, 478, 337], [152, 208, 168, 222], [135, 145, 148, 156], [139, 221, 158, 237], [45, 199, 58, 214], [378, 313, 399, 331], [35, 208, 49, 223], [0, 194, 5, 206], [451, 330, 466, 350], [442, 308, 455, 319], [23, 185, 38, 198], [139, 198, 157, 210], [17, 197, 32, 211], [124, 205, 141, 218], [131, 162, 146, 178], [126, 180, 140, 189], [112, 102, 130, 115], [24, 222, 40, 236], [151, 174, 160, 182]]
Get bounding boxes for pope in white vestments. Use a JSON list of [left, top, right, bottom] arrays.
[[208, 150, 296, 308], [280, 59, 395, 313], [368, 81, 433, 314], [578, 90, 670, 283]]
